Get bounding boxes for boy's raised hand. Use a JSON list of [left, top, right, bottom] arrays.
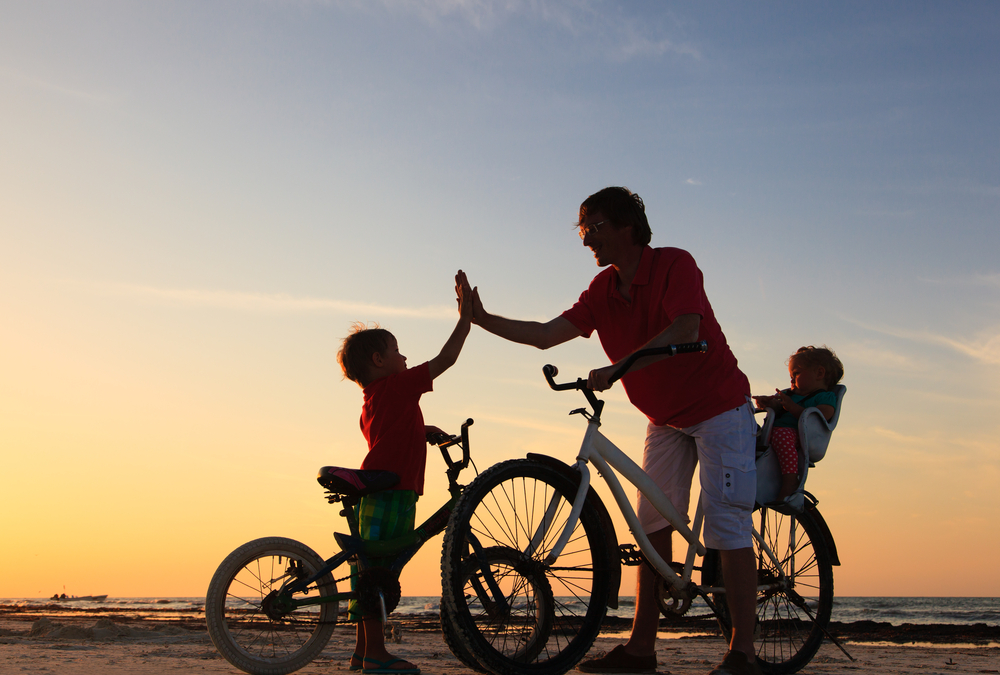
[[455, 270, 483, 324]]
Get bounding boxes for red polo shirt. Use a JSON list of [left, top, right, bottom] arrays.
[[560, 246, 749, 428], [360, 362, 433, 494]]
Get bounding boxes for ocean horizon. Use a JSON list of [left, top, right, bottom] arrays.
[[7, 596, 998, 627]]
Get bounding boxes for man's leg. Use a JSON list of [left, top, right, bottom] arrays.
[[624, 527, 672, 656], [579, 422, 696, 674], [689, 403, 762, 674], [720, 547, 757, 658]]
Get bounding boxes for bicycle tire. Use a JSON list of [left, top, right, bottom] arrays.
[[441, 459, 611, 675], [713, 508, 834, 675], [441, 602, 488, 673], [206, 537, 338, 675]]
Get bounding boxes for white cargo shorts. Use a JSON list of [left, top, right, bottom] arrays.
[[636, 402, 757, 550]]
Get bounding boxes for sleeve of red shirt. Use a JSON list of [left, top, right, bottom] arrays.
[[401, 361, 433, 396], [561, 289, 595, 338], [661, 250, 707, 321]]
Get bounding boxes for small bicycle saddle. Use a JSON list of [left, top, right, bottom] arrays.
[[316, 466, 400, 497]]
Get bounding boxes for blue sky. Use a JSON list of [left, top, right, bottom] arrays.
[[1, 1, 998, 597]]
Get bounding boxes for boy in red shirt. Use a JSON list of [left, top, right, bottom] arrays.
[[336, 286, 472, 675]]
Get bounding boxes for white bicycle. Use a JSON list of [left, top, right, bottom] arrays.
[[440, 342, 846, 675]]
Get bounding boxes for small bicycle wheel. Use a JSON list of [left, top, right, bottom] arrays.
[[714, 507, 834, 675], [206, 537, 338, 675], [441, 459, 611, 675]]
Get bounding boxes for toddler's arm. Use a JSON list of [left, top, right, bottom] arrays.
[[428, 279, 473, 380], [775, 389, 836, 422], [752, 393, 783, 410]]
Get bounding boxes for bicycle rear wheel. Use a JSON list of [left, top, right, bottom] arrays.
[[714, 507, 834, 674], [441, 459, 611, 675], [206, 537, 338, 675]]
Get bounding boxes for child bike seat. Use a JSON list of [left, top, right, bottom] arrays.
[[755, 384, 847, 512], [317, 466, 400, 497]]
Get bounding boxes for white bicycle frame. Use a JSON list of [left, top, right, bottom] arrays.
[[541, 416, 789, 596]]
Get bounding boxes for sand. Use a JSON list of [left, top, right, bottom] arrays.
[[1, 611, 997, 675]]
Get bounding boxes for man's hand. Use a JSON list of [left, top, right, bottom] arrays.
[[455, 270, 484, 324], [587, 364, 619, 392]]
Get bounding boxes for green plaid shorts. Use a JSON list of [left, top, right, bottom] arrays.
[[348, 489, 417, 619]]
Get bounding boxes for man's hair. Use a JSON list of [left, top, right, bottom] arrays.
[[790, 345, 844, 390], [578, 186, 652, 246], [338, 323, 394, 385]]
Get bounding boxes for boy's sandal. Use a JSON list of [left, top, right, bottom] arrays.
[[349, 653, 363, 671], [361, 657, 420, 675]]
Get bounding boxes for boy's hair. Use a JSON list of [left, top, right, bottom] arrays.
[[578, 186, 652, 246], [790, 345, 844, 390], [338, 323, 394, 385]]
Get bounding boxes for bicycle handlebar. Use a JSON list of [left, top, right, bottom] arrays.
[[607, 340, 707, 385], [431, 418, 474, 474], [543, 341, 708, 413]]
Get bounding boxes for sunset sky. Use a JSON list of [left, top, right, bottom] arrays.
[[2, 1, 998, 599]]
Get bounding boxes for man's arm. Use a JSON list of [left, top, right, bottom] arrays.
[[456, 270, 582, 350], [587, 313, 701, 391]]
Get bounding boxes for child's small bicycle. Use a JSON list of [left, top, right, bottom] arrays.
[[206, 420, 489, 675], [439, 342, 849, 675]]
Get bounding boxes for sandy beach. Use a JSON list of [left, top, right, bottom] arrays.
[[2, 605, 998, 675]]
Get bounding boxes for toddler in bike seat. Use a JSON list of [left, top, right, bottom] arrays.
[[336, 285, 471, 675], [753, 345, 844, 501]]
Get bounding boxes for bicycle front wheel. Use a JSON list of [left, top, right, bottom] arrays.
[[441, 459, 612, 675], [714, 507, 834, 675], [206, 537, 338, 675]]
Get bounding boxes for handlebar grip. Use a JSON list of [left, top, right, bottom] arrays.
[[672, 340, 708, 355]]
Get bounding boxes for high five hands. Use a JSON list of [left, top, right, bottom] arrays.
[[455, 270, 484, 323]]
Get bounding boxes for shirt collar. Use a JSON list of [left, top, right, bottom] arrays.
[[632, 246, 654, 286], [609, 246, 653, 301]]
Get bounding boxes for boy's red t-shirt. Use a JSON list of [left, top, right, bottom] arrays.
[[359, 362, 433, 495]]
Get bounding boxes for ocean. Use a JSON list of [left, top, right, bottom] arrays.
[[6, 596, 998, 627]]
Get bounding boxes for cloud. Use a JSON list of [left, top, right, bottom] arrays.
[[87, 282, 456, 319], [1, 66, 112, 104], [685, 178, 702, 186], [343, 1, 700, 61], [840, 341, 918, 371], [841, 316, 1000, 367]]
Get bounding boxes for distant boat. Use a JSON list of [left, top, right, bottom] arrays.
[[50, 593, 108, 602]]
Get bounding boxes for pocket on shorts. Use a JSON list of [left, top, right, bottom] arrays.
[[720, 451, 756, 507]]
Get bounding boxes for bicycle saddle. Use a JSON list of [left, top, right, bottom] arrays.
[[316, 466, 400, 497]]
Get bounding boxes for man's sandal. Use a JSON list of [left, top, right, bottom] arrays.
[[708, 650, 763, 675], [360, 657, 420, 675], [577, 645, 657, 674]]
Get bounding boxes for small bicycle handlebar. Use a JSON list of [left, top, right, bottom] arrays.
[[432, 418, 474, 474]]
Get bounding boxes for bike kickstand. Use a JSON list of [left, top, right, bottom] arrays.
[[797, 599, 855, 661]]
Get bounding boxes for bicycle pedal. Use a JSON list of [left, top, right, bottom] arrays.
[[619, 544, 645, 566], [384, 622, 402, 643]]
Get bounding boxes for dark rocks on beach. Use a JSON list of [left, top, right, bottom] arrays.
[[828, 620, 1000, 644]]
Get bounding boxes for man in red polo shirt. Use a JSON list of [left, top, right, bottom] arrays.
[[456, 187, 761, 675]]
